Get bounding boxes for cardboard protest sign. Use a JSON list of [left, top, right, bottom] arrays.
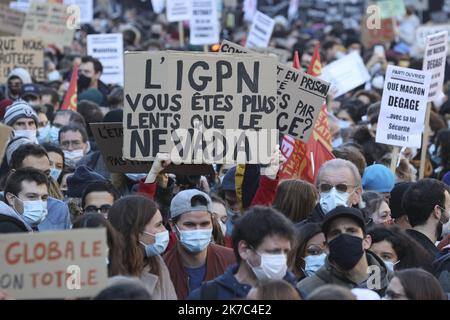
[[375, 65, 432, 148], [361, 16, 395, 49], [0, 4, 26, 36], [246, 11, 275, 49], [166, 0, 191, 22], [87, 33, 124, 86], [422, 31, 448, 101], [220, 40, 330, 142], [189, 0, 220, 45], [64, 0, 93, 24], [90, 122, 214, 175], [123, 51, 278, 164], [0, 36, 45, 83], [0, 124, 13, 162], [415, 25, 450, 54], [0, 229, 108, 299], [22, 1, 74, 49], [376, 0, 406, 19], [320, 51, 370, 98]]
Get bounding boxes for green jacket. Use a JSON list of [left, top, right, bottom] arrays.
[[297, 250, 393, 298]]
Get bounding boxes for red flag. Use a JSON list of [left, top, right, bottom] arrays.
[[61, 64, 78, 111], [292, 50, 301, 69], [279, 42, 335, 182]]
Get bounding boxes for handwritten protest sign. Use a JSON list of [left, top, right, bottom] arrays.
[[375, 65, 432, 148], [320, 51, 370, 98], [166, 0, 191, 22], [0, 229, 108, 299], [22, 1, 74, 49], [189, 0, 220, 45], [0, 124, 12, 162], [0, 4, 25, 36], [220, 40, 330, 142], [0, 36, 45, 83], [123, 51, 278, 164], [246, 11, 275, 49], [422, 31, 448, 101], [87, 33, 124, 85], [91, 122, 214, 175]]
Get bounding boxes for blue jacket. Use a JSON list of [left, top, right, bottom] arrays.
[[188, 264, 298, 300], [0, 193, 71, 231]]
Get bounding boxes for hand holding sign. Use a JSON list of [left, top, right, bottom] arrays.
[[145, 153, 172, 183], [260, 144, 287, 180]]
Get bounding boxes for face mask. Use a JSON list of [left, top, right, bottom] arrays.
[[38, 125, 51, 144], [226, 208, 240, 236], [49, 167, 62, 181], [218, 219, 227, 236], [248, 250, 288, 281], [125, 173, 148, 182], [49, 126, 60, 145], [140, 230, 169, 256], [320, 188, 350, 214], [335, 51, 346, 59], [383, 260, 399, 272], [48, 70, 61, 82], [332, 136, 343, 148], [328, 234, 364, 270], [63, 149, 84, 167], [338, 120, 351, 129], [15, 197, 48, 226], [371, 75, 384, 90], [176, 226, 212, 253], [77, 74, 92, 91], [303, 253, 327, 276], [14, 129, 37, 143]]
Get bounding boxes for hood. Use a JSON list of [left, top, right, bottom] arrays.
[[8, 68, 32, 85], [0, 200, 33, 232]]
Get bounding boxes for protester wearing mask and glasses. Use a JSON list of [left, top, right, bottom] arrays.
[[164, 189, 235, 300], [288, 223, 328, 281], [78, 56, 110, 104], [2, 168, 49, 232], [309, 159, 363, 223], [81, 180, 120, 219], [108, 195, 177, 300], [3, 100, 39, 144], [58, 124, 89, 169], [41, 143, 65, 183], [189, 206, 297, 300], [297, 206, 392, 298]]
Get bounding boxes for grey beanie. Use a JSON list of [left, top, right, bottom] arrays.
[[3, 100, 38, 127]]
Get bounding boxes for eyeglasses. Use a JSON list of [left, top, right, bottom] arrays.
[[319, 183, 356, 193], [383, 290, 408, 300], [61, 140, 83, 148], [84, 205, 112, 215]]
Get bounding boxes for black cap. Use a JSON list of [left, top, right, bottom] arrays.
[[390, 182, 414, 219], [20, 83, 41, 99], [322, 206, 366, 237]]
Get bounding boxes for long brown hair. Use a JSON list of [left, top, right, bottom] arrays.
[[254, 280, 301, 300], [108, 195, 160, 277], [394, 268, 446, 300], [273, 179, 318, 223]]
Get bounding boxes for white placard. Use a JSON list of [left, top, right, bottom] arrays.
[[64, 0, 93, 24], [246, 11, 275, 49], [415, 24, 450, 52], [243, 0, 257, 22], [189, 0, 219, 45], [320, 51, 371, 98], [151, 0, 165, 14], [422, 30, 448, 101], [87, 33, 124, 86], [376, 65, 432, 148], [166, 0, 191, 22]]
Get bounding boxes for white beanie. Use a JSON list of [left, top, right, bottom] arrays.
[[7, 68, 32, 85]]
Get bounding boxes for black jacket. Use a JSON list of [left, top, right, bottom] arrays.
[[0, 214, 29, 233], [406, 229, 440, 258]]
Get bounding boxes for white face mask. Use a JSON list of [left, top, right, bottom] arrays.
[[14, 129, 37, 143], [320, 187, 351, 214], [248, 250, 288, 281], [383, 260, 399, 272], [63, 149, 84, 167]]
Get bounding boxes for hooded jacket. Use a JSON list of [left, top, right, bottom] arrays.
[[297, 250, 392, 298], [0, 201, 33, 233], [187, 264, 299, 300], [1, 68, 33, 100]]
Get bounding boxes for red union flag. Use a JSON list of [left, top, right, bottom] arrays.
[[279, 44, 334, 182], [61, 64, 78, 111]]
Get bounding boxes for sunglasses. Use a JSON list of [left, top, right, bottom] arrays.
[[319, 183, 356, 193], [84, 204, 112, 214]]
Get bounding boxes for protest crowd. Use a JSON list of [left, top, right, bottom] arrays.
[[1, 0, 450, 302]]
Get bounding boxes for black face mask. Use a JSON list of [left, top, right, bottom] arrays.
[[77, 74, 91, 91], [328, 234, 364, 271]]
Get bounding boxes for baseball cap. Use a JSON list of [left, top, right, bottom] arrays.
[[322, 206, 367, 237], [20, 83, 41, 99], [170, 189, 213, 219]]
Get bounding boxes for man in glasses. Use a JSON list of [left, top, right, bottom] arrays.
[[309, 159, 363, 223], [81, 181, 120, 219], [58, 124, 90, 168]]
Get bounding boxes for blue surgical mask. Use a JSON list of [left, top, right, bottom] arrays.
[[15, 197, 48, 226], [140, 230, 170, 256], [303, 253, 326, 276], [383, 260, 399, 272], [320, 187, 351, 214], [49, 167, 62, 181], [38, 125, 51, 144], [226, 208, 240, 236], [49, 126, 60, 145], [338, 119, 351, 129], [176, 225, 212, 253]]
